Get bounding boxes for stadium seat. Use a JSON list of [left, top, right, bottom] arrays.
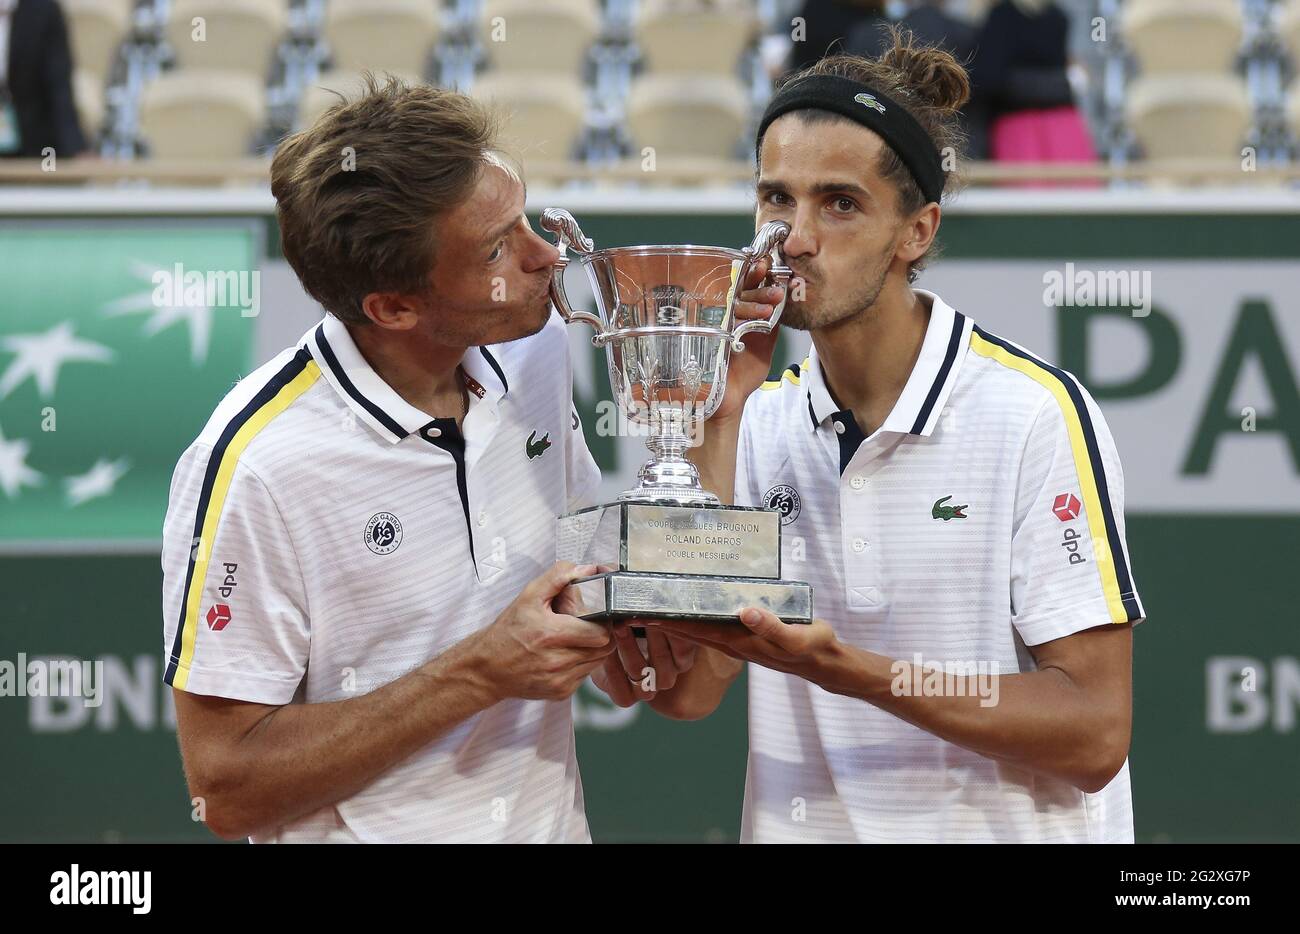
[[479, 0, 601, 75], [1287, 82, 1300, 146], [139, 70, 266, 159], [62, 0, 132, 81], [626, 73, 749, 160], [72, 70, 104, 145], [165, 0, 288, 77], [1126, 73, 1250, 160], [470, 71, 588, 164], [1281, 0, 1300, 71], [634, 0, 759, 76], [298, 71, 427, 129], [1121, 0, 1243, 75], [324, 0, 442, 78]]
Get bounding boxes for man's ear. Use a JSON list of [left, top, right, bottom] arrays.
[[360, 292, 422, 330], [897, 202, 941, 266]]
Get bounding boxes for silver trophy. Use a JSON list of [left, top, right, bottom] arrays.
[[543, 208, 812, 623]]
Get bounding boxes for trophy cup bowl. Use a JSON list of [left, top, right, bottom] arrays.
[[542, 208, 813, 624]]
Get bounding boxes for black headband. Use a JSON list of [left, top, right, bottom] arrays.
[[756, 75, 945, 205]]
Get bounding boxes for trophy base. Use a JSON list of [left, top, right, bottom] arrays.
[[572, 571, 813, 624]]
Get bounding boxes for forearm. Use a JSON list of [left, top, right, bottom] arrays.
[[814, 645, 1129, 793], [193, 637, 499, 838], [687, 414, 741, 505], [649, 646, 743, 720]]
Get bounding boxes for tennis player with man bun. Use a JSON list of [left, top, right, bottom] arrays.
[[593, 30, 1146, 843]]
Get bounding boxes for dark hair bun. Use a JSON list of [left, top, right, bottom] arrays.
[[881, 28, 971, 114]]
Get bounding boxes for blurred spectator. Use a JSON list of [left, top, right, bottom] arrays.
[[850, 2, 981, 152], [850, 0, 975, 65], [0, 0, 87, 159], [970, 0, 1095, 166], [790, 0, 891, 72]]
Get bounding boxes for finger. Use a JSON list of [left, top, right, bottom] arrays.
[[740, 254, 771, 290], [592, 655, 637, 708], [644, 619, 765, 663], [533, 561, 598, 602], [625, 619, 698, 674], [640, 618, 745, 646], [613, 624, 655, 698], [731, 295, 783, 321], [573, 638, 618, 661], [548, 614, 615, 650], [738, 606, 793, 649], [666, 633, 699, 672], [736, 282, 785, 304], [645, 628, 679, 691], [552, 581, 583, 617], [573, 653, 618, 684], [640, 621, 748, 662]]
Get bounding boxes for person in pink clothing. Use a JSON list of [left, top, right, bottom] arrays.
[[971, 0, 1098, 179]]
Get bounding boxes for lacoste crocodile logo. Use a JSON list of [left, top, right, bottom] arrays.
[[526, 430, 552, 460], [932, 495, 968, 521], [854, 92, 886, 114]]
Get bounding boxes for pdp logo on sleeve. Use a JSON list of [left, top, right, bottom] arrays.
[[1052, 493, 1087, 565], [364, 512, 403, 555]]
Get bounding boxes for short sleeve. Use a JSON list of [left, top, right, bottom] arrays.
[[161, 443, 310, 704], [1009, 384, 1145, 647]]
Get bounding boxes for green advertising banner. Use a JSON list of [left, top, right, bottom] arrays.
[[0, 224, 258, 545]]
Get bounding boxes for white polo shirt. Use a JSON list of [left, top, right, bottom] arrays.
[[734, 289, 1146, 843], [160, 311, 601, 843]]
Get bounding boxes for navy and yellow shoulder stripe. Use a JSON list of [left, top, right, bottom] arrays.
[[760, 357, 810, 391], [969, 325, 1142, 625], [163, 348, 321, 690]]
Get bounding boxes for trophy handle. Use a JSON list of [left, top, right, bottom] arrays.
[[730, 220, 793, 353], [540, 208, 605, 340]]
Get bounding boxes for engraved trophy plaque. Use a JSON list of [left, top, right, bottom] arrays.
[[542, 208, 813, 623]]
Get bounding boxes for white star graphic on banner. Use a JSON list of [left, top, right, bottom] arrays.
[[0, 321, 115, 400], [0, 424, 44, 498], [102, 260, 214, 365], [65, 457, 131, 507]]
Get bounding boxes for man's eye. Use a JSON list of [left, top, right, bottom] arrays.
[[766, 192, 790, 206], [832, 198, 856, 213], [488, 242, 504, 262]]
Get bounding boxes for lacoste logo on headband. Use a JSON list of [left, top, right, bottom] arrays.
[[854, 92, 886, 114]]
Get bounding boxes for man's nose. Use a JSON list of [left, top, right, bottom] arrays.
[[523, 224, 560, 273], [782, 212, 817, 258]]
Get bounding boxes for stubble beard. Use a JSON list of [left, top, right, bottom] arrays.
[[779, 251, 892, 332]]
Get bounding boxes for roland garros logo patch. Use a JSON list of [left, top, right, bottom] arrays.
[[763, 484, 801, 525], [364, 512, 403, 555]]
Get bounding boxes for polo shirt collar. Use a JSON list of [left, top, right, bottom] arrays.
[[307, 314, 509, 445], [804, 289, 972, 438]]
